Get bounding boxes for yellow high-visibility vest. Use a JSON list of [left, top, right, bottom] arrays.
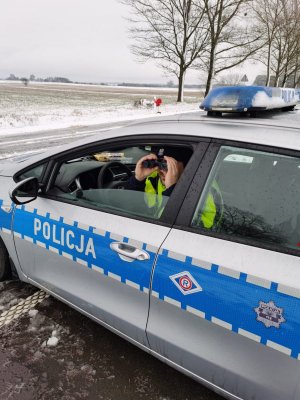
[[144, 172, 166, 211], [200, 180, 223, 229], [144, 172, 222, 228]]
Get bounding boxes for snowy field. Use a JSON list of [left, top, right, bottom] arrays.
[[1, 81, 300, 141], [0, 81, 203, 136]]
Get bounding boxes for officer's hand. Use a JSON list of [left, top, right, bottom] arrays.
[[135, 154, 158, 181], [164, 156, 183, 189]]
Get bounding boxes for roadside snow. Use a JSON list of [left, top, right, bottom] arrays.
[[46, 336, 59, 347], [1, 81, 299, 139], [41, 329, 61, 347], [0, 102, 200, 137], [0, 81, 202, 136]]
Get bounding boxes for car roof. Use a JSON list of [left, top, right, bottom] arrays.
[[2, 112, 300, 176]]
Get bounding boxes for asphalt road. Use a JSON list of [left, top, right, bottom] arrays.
[[0, 281, 223, 400], [0, 120, 128, 160], [1, 105, 299, 160]]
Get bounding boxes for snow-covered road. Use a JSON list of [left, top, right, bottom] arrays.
[[0, 121, 125, 160], [1, 81, 299, 160]]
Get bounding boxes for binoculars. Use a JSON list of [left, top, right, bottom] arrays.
[[142, 159, 168, 170]]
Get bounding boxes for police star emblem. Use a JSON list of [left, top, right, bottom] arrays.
[[254, 300, 285, 328]]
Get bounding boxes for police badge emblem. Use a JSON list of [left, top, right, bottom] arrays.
[[254, 300, 285, 328]]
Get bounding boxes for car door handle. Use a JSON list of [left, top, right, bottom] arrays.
[[110, 242, 150, 263]]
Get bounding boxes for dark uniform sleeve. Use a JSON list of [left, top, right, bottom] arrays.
[[162, 184, 175, 197], [124, 175, 146, 192], [125, 176, 176, 197]]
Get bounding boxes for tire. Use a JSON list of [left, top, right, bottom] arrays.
[[207, 111, 222, 117], [282, 106, 295, 112], [0, 240, 11, 281]]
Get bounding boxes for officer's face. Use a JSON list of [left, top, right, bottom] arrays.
[[158, 168, 167, 184]]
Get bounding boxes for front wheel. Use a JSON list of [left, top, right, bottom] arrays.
[[207, 111, 222, 117], [249, 111, 258, 118], [0, 240, 11, 281], [282, 106, 295, 112]]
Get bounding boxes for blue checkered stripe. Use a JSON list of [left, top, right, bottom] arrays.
[[0, 199, 13, 234], [151, 250, 300, 360], [1, 199, 300, 359], [0, 201, 156, 295]]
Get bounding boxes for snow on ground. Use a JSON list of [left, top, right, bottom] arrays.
[[0, 102, 201, 136], [1, 81, 299, 138], [0, 81, 202, 136]]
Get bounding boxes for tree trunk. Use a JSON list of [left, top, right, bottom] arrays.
[[205, 46, 216, 97], [293, 55, 299, 87], [177, 68, 185, 102], [265, 45, 272, 86], [281, 70, 287, 87], [274, 64, 280, 87], [281, 76, 286, 87]]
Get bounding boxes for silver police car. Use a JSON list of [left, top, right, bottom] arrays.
[[1, 115, 300, 400]]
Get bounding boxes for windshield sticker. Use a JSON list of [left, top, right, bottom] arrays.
[[93, 152, 125, 162]]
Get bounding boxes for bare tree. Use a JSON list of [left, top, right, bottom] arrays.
[[252, 0, 300, 87], [198, 0, 263, 96], [214, 72, 244, 85], [272, 0, 300, 87], [121, 0, 209, 101], [252, 0, 283, 86]]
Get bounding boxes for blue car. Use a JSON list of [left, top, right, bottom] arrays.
[[200, 85, 299, 116]]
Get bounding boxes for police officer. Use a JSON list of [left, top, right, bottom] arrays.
[[127, 149, 186, 189], [125, 148, 188, 215], [126, 147, 223, 227]]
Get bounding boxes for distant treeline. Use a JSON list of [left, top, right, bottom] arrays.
[[116, 82, 204, 89], [5, 74, 72, 83], [3, 74, 203, 88]]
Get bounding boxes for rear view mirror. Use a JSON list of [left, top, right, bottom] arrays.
[[9, 177, 39, 205]]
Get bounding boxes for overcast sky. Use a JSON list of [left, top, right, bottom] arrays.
[[0, 0, 260, 84]]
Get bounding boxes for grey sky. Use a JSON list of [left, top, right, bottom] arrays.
[[0, 0, 259, 84]]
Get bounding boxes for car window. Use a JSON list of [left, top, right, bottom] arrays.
[[18, 163, 47, 181], [49, 144, 192, 221], [191, 146, 300, 252]]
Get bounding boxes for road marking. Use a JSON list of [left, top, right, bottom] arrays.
[[0, 290, 49, 327], [0, 133, 91, 146], [76, 125, 123, 134]]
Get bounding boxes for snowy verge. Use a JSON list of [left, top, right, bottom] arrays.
[[0, 102, 200, 137]]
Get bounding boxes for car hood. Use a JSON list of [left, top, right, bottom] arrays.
[[0, 152, 42, 177]]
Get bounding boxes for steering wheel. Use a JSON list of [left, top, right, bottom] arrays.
[[97, 161, 132, 189]]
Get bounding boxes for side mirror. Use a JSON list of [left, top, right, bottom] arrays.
[[9, 177, 39, 205]]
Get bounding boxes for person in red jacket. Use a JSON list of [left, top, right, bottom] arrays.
[[154, 97, 162, 113]]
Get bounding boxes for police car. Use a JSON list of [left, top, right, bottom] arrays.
[[200, 86, 300, 117], [1, 114, 300, 400]]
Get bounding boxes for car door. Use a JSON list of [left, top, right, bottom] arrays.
[[147, 142, 300, 400], [11, 137, 202, 347]]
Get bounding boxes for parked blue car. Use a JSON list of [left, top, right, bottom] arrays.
[[200, 85, 300, 116]]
